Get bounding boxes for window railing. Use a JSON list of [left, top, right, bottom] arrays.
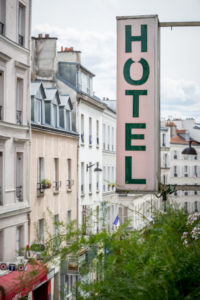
[[16, 110, 22, 124], [89, 135, 92, 146], [66, 179, 74, 189], [53, 181, 60, 192], [0, 106, 3, 121], [0, 22, 4, 35], [37, 182, 44, 194], [81, 133, 84, 143], [18, 34, 24, 46], [16, 186, 23, 202]]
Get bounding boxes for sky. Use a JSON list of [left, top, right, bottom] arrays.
[[32, 0, 200, 120]]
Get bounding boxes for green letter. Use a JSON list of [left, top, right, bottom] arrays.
[[123, 58, 149, 86], [125, 156, 146, 184], [125, 90, 147, 117], [125, 123, 146, 151], [125, 24, 147, 53]]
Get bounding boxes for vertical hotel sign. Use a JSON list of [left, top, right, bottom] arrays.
[[116, 15, 160, 192]]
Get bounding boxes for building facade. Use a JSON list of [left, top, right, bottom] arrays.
[[0, 0, 31, 263]]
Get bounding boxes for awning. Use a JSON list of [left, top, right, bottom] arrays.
[[0, 261, 48, 300]]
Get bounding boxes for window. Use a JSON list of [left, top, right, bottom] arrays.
[[66, 110, 71, 131], [107, 126, 110, 150], [164, 153, 168, 168], [16, 152, 23, 202], [54, 215, 59, 248], [89, 162, 92, 193], [96, 120, 99, 146], [184, 202, 188, 213], [59, 107, 64, 128], [184, 165, 188, 177], [35, 99, 42, 123], [103, 124, 106, 150], [163, 175, 166, 185], [67, 210, 72, 224], [38, 219, 44, 241], [119, 206, 128, 225], [103, 167, 106, 192], [96, 162, 99, 191], [81, 114, 84, 143], [162, 133, 166, 147], [174, 150, 177, 159], [194, 165, 198, 177], [53, 158, 59, 191], [89, 117, 92, 146], [107, 166, 110, 191], [174, 166, 177, 177], [81, 162, 85, 195], [96, 206, 99, 233], [53, 104, 57, 127], [16, 226, 24, 256], [0, 0, 5, 35], [112, 127, 114, 151], [37, 157, 44, 191], [194, 201, 198, 212], [0, 152, 2, 205], [0, 70, 4, 120], [18, 3, 25, 46], [0, 230, 3, 260], [16, 78, 23, 125], [66, 159, 72, 189], [45, 102, 51, 125]]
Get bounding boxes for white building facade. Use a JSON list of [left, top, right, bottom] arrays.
[[0, 0, 31, 262]]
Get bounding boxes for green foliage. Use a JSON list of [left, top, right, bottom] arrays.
[[40, 207, 200, 300]]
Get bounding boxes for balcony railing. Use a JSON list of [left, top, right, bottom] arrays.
[[0, 106, 3, 121], [0, 22, 4, 35], [53, 181, 60, 192], [16, 186, 23, 202], [66, 179, 74, 190], [16, 110, 22, 125], [18, 34, 24, 46]]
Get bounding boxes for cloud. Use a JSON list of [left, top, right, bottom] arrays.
[[161, 78, 200, 120], [32, 23, 116, 99]]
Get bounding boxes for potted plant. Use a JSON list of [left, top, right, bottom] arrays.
[[41, 179, 51, 189]]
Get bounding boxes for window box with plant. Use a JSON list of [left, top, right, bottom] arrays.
[[41, 179, 52, 189]]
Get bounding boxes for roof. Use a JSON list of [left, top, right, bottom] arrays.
[[31, 82, 46, 98], [177, 129, 186, 134], [170, 136, 199, 145], [0, 261, 47, 299], [59, 95, 73, 110], [44, 88, 61, 104], [102, 99, 116, 113], [166, 121, 176, 127]]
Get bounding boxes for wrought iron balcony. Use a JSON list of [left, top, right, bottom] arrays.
[[0, 106, 3, 121], [53, 181, 61, 192], [16, 186, 23, 202], [16, 110, 22, 125], [0, 22, 4, 35], [66, 179, 74, 189], [18, 34, 24, 46]]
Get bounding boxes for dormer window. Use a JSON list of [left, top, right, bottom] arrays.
[[66, 110, 71, 131], [35, 99, 42, 123], [53, 104, 57, 127]]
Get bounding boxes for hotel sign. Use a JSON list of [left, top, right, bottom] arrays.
[[116, 15, 160, 192]]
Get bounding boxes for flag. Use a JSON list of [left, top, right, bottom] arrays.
[[113, 215, 120, 227]]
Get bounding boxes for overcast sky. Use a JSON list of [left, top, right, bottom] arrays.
[[32, 0, 200, 120]]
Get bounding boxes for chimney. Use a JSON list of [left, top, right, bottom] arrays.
[[64, 47, 74, 52], [61, 46, 64, 52], [38, 33, 43, 38], [45, 33, 49, 38]]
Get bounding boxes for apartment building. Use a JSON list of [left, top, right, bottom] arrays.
[[0, 0, 31, 262], [160, 119, 200, 212], [102, 99, 118, 232], [30, 81, 79, 299]]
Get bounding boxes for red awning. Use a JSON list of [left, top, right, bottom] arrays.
[[0, 261, 48, 300]]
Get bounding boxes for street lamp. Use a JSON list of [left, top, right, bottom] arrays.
[[182, 140, 197, 156], [86, 163, 102, 172]]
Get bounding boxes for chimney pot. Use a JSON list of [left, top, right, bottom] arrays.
[[38, 33, 43, 38], [45, 33, 49, 38]]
